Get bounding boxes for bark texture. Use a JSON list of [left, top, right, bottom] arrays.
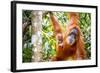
[[31, 11, 43, 62]]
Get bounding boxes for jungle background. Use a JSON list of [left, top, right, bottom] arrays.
[[22, 10, 91, 63]]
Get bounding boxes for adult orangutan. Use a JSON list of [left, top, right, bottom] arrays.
[[49, 12, 87, 61]]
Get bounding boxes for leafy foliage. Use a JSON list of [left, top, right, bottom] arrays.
[[79, 13, 91, 59], [22, 10, 32, 62]]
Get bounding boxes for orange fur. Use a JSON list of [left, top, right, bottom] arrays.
[[50, 12, 87, 61]]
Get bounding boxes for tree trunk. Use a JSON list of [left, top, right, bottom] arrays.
[[31, 11, 43, 62]]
